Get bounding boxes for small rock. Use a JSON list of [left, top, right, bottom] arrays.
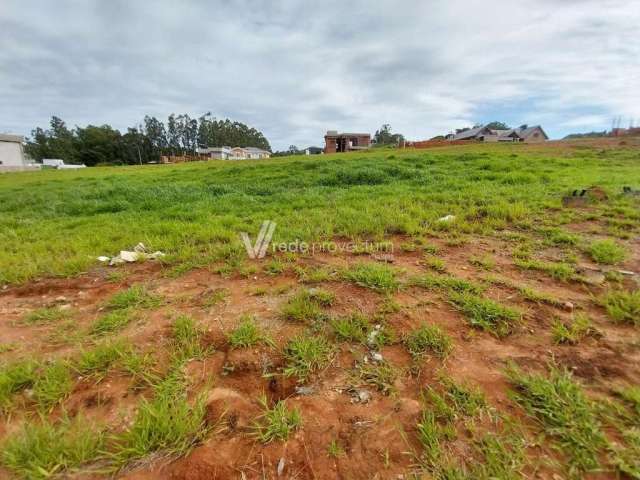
[[119, 250, 139, 262], [617, 270, 636, 276], [562, 301, 574, 312], [354, 389, 372, 404], [370, 352, 384, 363], [294, 386, 315, 396], [97, 256, 110, 262], [277, 458, 285, 476]]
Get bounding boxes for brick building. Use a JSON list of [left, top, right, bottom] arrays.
[[324, 131, 371, 153]]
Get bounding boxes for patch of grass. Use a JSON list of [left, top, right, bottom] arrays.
[[283, 335, 333, 381], [588, 239, 627, 265], [470, 431, 526, 479], [409, 273, 484, 295], [253, 396, 302, 443], [552, 314, 595, 345], [469, 255, 495, 271], [449, 292, 520, 338], [280, 289, 332, 323], [515, 259, 576, 282], [295, 265, 336, 284], [227, 316, 273, 348], [264, 258, 286, 276], [1, 415, 105, 479], [112, 371, 208, 465], [342, 262, 400, 292], [202, 288, 229, 308], [0, 359, 39, 412], [611, 428, 640, 478], [422, 243, 441, 255], [22, 306, 69, 325], [331, 313, 370, 343], [74, 340, 128, 377], [424, 255, 447, 273], [440, 376, 486, 417], [90, 309, 135, 336], [105, 284, 162, 310], [170, 315, 211, 363], [356, 361, 397, 395], [506, 363, 607, 477], [616, 385, 640, 417], [32, 361, 73, 412], [403, 324, 453, 359], [327, 438, 345, 458], [601, 290, 640, 326]]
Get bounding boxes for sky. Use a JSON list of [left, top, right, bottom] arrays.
[[1, 0, 639, 150]]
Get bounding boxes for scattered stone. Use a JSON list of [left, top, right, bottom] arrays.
[[99, 242, 166, 266], [372, 253, 395, 263], [351, 389, 372, 404], [370, 351, 384, 363], [367, 325, 381, 347], [277, 458, 285, 477], [438, 214, 456, 222], [617, 270, 636, 276], [97, 256, 110, 262], [562, 301, 574, 312], [294, 385, 315, 396]]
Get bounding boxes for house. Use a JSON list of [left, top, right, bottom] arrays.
[[451, 125, 548, 143], [304, 146, 323, 155], [0, 134, 27, 167], [197, 146, 271, 160], [324, 131, 371, 153], [42, 159, 86, 169]]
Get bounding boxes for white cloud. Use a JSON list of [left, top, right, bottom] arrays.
[[1, 0, 639, 148]]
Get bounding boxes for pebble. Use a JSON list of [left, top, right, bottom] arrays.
[[562, 301, 574, 312]]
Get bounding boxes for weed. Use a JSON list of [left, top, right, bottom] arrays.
[[515, 259, 576, 282], [332, 313, 370, 343], [440, 376, 486, 417], [424, 255, 447, 273], [112, 371, 208, 465], [0, 359, 39, 412], [356, 361, 397, 395], [170, 315, 211, 363], [588, 239, 627, 265], [74, 340, 127, 377], [90, 309, 135, 336], [22, 306, 69, 325], [403, 324, 453, 359], [409, 274, 484, 295], [1, 415, 104, 479], [283, 335, 333, 381], [327, 439, 345, 458], [253, 396, 301, 443], [105, 284, 162, 310], [469, 255, 495, 271], [342, 262, 399, 292], [552, 314, 594, 345], [295, 265, 336, 284], [202, 288, 229, 307], [616, 385, 640, 417], [449, 292, 520, 338], [32, 361, 73, 412], [281, 289, 331, 323], [264, 258, 286, 276], [601, 290, 640, 326], [422, 243, 441, 255], [227, 316, 273, 348], [611, 428, 640, 479], [506, 363, 607, 477]]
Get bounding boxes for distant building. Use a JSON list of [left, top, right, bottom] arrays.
[[0, 134, 27, 167], [324, 131, 371, 153], [451, 125, 548, 143], [197, 146, 271, 160], [304, 146, 323, 155], [42, 159, 86, 169]]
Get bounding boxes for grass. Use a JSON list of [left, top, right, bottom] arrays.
[[327, 439, 345, 458], [506, 363, 607, 477], [588, 239, 627, 265], [449, 292, 520, 338], [341, 262, 399, 292], [552, 314, 594, 345], [22, 306, 69, 325], [0, 359, 39, 412], [356, 361, 398, 395], [424, 255, 447, 273], [409, 273, 484, 295], [32, 361, 73, 412], [1, 415, 105, 479], [112, 371, 209, 465], [170, 315, 211, 363], [74, 340, 129, 377], [403, 324, 453, 359], [90, 308, 135, 336], [283, 335, 333, 381], [331, 313, 371, 343], [227, 316, 273, 348], [515, 258, 576, 282], [295, 265, 336, 283], [601, 290, 640, 326], [202, 288, 229, 307], [253, 395, 302, 443], [280, 289, 333, 323], [105, 284, 162, 311]]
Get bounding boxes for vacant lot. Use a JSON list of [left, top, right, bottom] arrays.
[[1, 139, 639, 479]]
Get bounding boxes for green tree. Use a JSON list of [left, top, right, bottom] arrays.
[[373, 124, 405, 146]]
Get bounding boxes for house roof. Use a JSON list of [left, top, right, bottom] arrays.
[[244, 147, 270, 154], [452, 126, 489, 140], [0, 133, 24, 143], [325, 131, 370, 138]]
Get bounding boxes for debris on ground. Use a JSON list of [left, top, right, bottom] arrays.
[[622, 186, 640, 196], [349, 388, 372, 404], [277, 458, 285, 477], [372, 253, 395, 263], [562, 186, 608, 207], [97, 243, 165, 266], [294, 385, 315, 396], [438, 214, 456, 222]]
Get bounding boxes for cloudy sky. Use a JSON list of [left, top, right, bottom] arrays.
[[1, 0, 639, 150]]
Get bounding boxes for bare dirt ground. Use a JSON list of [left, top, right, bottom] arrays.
[[1, 215, 639, 479]]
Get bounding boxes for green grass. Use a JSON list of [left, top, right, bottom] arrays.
[[170, 315, 211, 363], [515, 258, 576, 282], [552, 314, 594, 345], [31, 361, 73, 412], [601, 290, 640, 326], [449, 292, 520, 338], [74, 340, 129, 377], [1, 415, 105, 479], [403, 324, 453, 359], [90, 308, 135, 336], [227, 316, 272, 348], [356, 361, 398, 395], [327, 438, 346, 458], [341, 262, 400, 292], [105, 284, 162, 310], [469, 254, 495, 271], [22, 306, 69, 325], [295, 265, 336, 283], [2, 143, 640, 285], [331, 313, 371, 343], [253, 395, 302, 443], [506, 364, 607, 477], [588, 239, 627, 265], [280, 289, 332, 323], [0, 359, 39, 412], [409, 273, 484, 295], [112, 371, 209, 465], [283, 335, 333, 381], [424, 255, 447, 273]]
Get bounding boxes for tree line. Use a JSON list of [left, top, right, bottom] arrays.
[[25, 113, 271, 166]]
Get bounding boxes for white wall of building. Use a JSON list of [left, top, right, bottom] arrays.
[[0, 140, 26, 167]]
